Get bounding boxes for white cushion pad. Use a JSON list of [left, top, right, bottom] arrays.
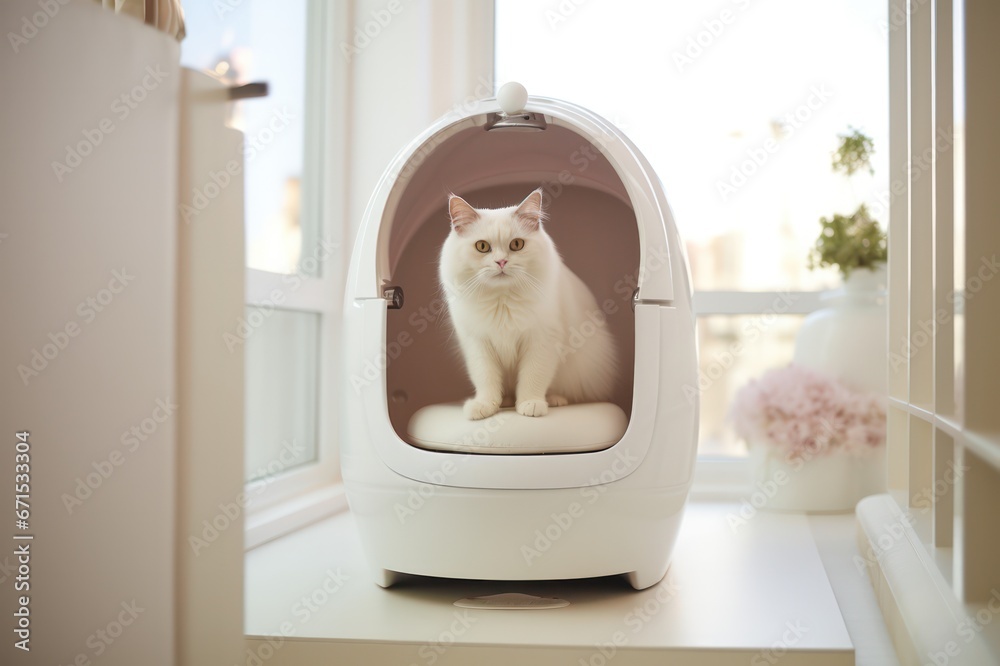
[[406, 402, 628, 454]]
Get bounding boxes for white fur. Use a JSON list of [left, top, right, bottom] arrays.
[[439, 188, 617, 419]]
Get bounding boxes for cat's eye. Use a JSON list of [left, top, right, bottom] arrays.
[[475, 240, 491, 253], [509, 238, 525, 251]]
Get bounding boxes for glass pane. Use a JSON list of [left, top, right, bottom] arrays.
[[244, 308, 319, 482], [495, 0, 887, 291], [179, 0, 316, 275], [696, 315, 804, 457]]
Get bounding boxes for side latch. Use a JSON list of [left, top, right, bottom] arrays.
[[383, 286, 404, 310]]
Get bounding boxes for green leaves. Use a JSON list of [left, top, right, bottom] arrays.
[[832, 127, 875, 176], [810, 127, 886, 279], [809, 204, 887, 279]]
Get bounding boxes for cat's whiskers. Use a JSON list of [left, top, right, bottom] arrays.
[[509, 268, 544, 297], [456, 270, 488, 298]]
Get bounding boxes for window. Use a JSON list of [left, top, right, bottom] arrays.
[[181, 0, 344, 539], [495, 0, 888, 459], [854, 1, 1000, 657]]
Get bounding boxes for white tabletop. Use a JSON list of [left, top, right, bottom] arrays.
[[246, 502, 857, 665]]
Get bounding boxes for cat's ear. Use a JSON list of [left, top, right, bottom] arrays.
[[448, 194, 478, 235], [514, 188, 546, 231]]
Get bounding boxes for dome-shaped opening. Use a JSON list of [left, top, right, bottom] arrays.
[[381, 122, 641, 451]]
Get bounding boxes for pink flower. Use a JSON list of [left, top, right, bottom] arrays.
[[729, 364, 886, 459]]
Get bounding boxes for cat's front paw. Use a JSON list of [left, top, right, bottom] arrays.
[[546, 394, 569, 407], [464, 398, 500, 420], [516, 399, 549, 417]]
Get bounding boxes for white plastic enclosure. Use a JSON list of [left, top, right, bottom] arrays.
[[341, 89, 699, 589]]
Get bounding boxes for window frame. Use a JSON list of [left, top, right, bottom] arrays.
[[243, 0, 350, 549], [690, 289, 827, 498]]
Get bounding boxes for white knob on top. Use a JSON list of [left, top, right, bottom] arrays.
[[497, 82, 528, 115]]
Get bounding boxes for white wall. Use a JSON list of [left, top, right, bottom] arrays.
[[340, 0, 495, 253], [0, 2, 179, 664], [0, 3, 246, 665]]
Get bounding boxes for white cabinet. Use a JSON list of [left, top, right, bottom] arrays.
[[0, 2, 244, 663]]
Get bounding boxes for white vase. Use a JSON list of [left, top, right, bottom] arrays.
[[770, 264, 889, 510], [793, 263, 888, 394], [748, 444, 887, 513]]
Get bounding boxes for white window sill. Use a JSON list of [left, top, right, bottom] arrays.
[[689, 456, 753, 501], [244, 501, 898, 665], [245, 483, 348, 551], [856, 494, 1000, 664]]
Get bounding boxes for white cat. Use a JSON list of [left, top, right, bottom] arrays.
[[439, 188, 617, 420]]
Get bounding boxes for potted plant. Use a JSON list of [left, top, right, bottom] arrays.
[[809, 203, 887, 283], [794, 127, 889, 395], [730, 364, 887, 512], [731, 128, 890, 512], [809, 127, 887, 282]]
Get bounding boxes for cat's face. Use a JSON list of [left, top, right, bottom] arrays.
[[441, 188, 553, 294]]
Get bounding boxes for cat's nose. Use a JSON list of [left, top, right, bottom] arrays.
[[496, 259, 508, 269]]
